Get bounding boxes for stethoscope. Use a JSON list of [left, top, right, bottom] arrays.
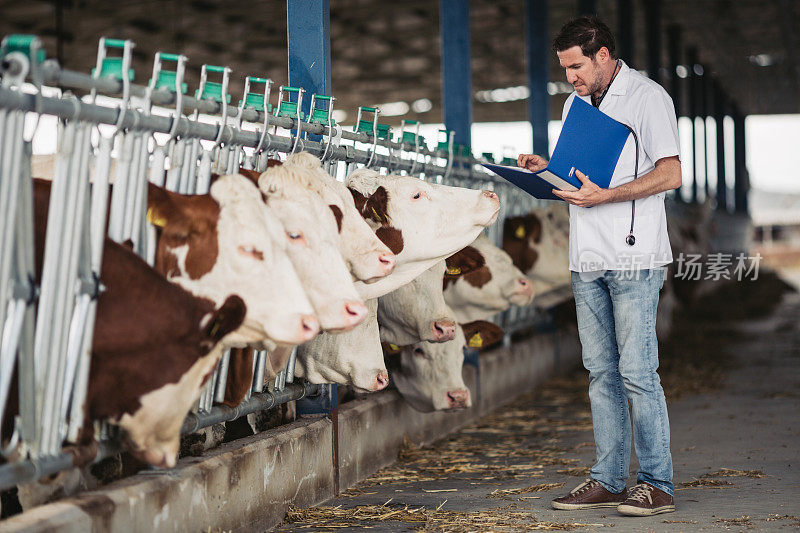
[[592, 59, 640, 247]]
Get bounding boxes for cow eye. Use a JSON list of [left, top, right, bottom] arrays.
[[237, 245, 264, 260], [413, 347, 426, 357], [287, 231, 304, 241], [411, 190, 425, 201]]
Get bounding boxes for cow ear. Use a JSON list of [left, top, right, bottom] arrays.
[[460, 320, 504, 351], [348, 187, 368, 215], [147, 183, 177, 229], [363, 186, 389, 224], [445, 246, 486, 278], [202, 295, 246, 348], [237, 168, 262, 186], [381, 342, 405, 356]]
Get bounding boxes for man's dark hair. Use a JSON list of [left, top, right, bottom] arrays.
[[552, 16, 617, 59]]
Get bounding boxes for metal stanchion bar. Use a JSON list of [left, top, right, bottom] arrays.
[[0, 86, 489, 180]]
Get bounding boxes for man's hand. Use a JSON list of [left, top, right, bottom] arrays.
[[517, 153, 548, 172], [552, 169, 612, 208]]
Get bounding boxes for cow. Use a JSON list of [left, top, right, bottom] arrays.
[[295, 299, 390, 392], [443, 234, 535, 323], [265, 152, 397, 283], [502, 203, 571, 295], [345, 168, 501, 300], [147, 175, 319, 348], [377, 261, 457, 345], [257, 156, 368, 332], [24, 179, 246, 468]]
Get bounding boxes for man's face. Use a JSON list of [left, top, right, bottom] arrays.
[[557, 46, 604, 97]]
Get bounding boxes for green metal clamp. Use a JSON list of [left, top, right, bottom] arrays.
[[275, 86, 306, 121], [0, 34, 46, 63], [239, 76, 274, 112], [308, 94, 336, 125], [148, 52, 188, 94], [195, 64, 232, 104], [91, 37, 135, 82]]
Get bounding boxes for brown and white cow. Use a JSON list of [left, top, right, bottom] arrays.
[[269, 152, 397, 283], [147, 175, 319, 348], [384, 320, 504, 412], [502, 203, 570, 295], [377, 261, 457, 345], [295, 299, 390, 392], [444, 234, 535, 323], [27, 180, 246, 468], [257, 158, 368, 332], [346, 168, 501, 300]]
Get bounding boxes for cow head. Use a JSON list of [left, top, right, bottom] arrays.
[[295, 299, 390, 393], [444, 234, 535, 323], [258, 159, 367, 332], [277, 152, 396, 283], [460, 320, 505, 351], [502, 205, 570, 290], [388, 319, 471, 412], [377, 261, 457, 345], [148, 175, 318, 348], [346, 168, 501, 299]]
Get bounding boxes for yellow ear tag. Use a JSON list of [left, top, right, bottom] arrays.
[[209, 321, 220, 338], [147, 207, 167, 228], [468, 332, 483, 348], [446, 266, 462, 276], [514, 225, 526, 239], [370, 206, 384, 223], [388, 343, 400, 351]]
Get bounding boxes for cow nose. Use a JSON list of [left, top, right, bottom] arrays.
[[378, 252, 396, 274], [300, 314, 320, 340], [431, 319, 457, 342], [343, 300, 368, 325], [446, 389, 470, 409], [517, 277, 534, 295], [374, 371, 389, 391]]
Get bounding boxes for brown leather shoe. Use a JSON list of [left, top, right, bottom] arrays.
[[617, 482, 675, 516], [551, 479, 627, 510]]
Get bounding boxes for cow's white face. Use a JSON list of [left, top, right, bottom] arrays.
[[151, 175, 318, 348], [378, 261, 456, 345], [391, 322, 471, 412], [346, 169, 501, 300], [295, 299, 389, 393], [259, 162, 367, 332], [280, 152, 396, 283], [444, 234, 534, 323]]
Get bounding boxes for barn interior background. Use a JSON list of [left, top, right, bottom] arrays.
[[0, 0, 798, 531]]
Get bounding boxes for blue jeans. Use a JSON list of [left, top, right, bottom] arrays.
[[571, 268, 673, 496]]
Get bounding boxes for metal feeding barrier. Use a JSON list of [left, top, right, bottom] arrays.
[[0, 34, 556, 492]]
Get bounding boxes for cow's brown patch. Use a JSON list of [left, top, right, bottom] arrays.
[[32, 181, 245, 444], [329, 204, 343, 233], [148, 183, 221, 280], [348, 187, 368, 213], [461, 265, 493, 289], [445, 246, 485, 277], [502, 214, 543, 273], [223, 347, 255, 407], [376, 226, 404, 254], [237, 168, 262, 186], [460, 320, 504, 351], [349, 186, 404, 254], [266, 158, 283, 169]]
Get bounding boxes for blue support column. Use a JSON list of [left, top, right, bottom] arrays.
[[687, 47, 700, 203], [526, 0, 549, 156], [617, 0, 634, 66], [439, 0, 473, 147], [578, 0, 597, 16], [287, 0, 332, 124], [733, 105, 748, 213], [666, 25, 683, 202], [714, 80, 728, 212], [644, 0, 662, 86], [287, 0, 335, 412]]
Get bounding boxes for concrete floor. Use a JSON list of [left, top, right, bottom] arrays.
[[278, 275, 800, 532]]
